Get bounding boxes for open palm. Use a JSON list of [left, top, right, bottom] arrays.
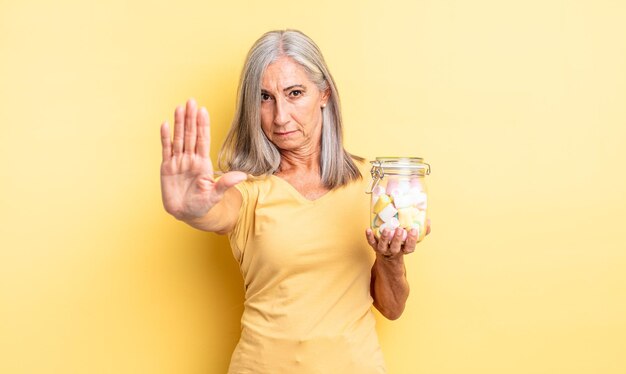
[[160, 99, 245, 221]]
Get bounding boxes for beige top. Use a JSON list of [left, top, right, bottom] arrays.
[[227, 172, 386, 373]]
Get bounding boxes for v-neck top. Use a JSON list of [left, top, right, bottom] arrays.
[[227, 168, 386, 373]]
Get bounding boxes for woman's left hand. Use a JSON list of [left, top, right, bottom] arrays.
[[365, 219, 431, 261]]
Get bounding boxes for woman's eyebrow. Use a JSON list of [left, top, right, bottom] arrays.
[[283, 84, 306, 93], [261, 85, 306, 94]]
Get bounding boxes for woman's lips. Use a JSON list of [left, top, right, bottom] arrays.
[[274, 130, 297, 136]]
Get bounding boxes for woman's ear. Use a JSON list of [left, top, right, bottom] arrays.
[[321, 87, 331, 108]]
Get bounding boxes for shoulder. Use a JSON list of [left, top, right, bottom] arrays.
[[232, 175, 274, 201]]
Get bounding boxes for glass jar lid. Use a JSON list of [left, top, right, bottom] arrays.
[[371, 157, 431, 176], [367, 157, 431, 193]]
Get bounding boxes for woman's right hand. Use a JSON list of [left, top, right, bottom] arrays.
[[160, 99, 247, 221]]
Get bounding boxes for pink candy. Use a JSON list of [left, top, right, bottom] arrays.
[[385, 178, 400, 196]]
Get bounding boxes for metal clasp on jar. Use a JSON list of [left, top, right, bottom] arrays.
[[366, 161, 384, 194]]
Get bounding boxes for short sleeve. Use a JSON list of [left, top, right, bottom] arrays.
[[228, 181, 256, 264]]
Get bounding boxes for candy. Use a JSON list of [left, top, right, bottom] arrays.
[[381, 226, 408, 241], [378, 220, 402, 238], [392, 193, 413, 209], [385, 178, 400, 196], [371, 177, 427, 240], [373, 194, 392, 214], [398, 180, 410, 194], [415, 210, 427, 226], [372, 185, 386, 196], [415, 191, 427, 204], [377, 204, 398, 223], [371, 185, 386, 206], [387, 217, 400, 229], [397, 207, 415, 228], [409, 187, 422, 196], [409, 177, 423, 191]]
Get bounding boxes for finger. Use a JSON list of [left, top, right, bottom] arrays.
[[388, 228, 405, 256], [213, 171, 248, 197], [196, 106, 211, 157], [425, 218, 431, 236], [172, 105, 185, 155], [161, 121, 172, 161], [376, 228, 392, 253], [365, 228, 377, 247], [184, 98, 198, 154], [403, 228, 419, 254]]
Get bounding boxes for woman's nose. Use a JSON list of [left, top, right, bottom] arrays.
[[274, 99, 290, 125]]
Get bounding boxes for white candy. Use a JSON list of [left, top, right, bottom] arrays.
[[393, 194, 413, 209], [398, 180, 410, 194], [405, 188, 425, 205], [412, 192, 427, 210], [378, 223, 389, 235], [409, 186, 423, 195], [415, 210, 427, 226], [377, 204, 398, 223], [390, 190, 402, 204], [387, 217, 400, 229], [378, 218, 400, 236]]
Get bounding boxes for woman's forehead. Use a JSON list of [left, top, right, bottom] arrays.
[[262, 56, 312, 89]]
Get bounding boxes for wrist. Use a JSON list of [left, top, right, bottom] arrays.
[[375, 253, 406, 275]]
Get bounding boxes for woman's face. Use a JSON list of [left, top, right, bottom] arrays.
[[260, 56, 329, 153]]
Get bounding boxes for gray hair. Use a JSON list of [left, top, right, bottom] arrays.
[[218, 29, 362, 189]]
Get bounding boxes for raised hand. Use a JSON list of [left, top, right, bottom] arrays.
[[160, 99, 246, 222]]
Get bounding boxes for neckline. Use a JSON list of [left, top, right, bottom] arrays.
[[270, 175, 333, 204]]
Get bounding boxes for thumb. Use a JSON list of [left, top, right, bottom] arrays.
[[213, 171, 248, 196]]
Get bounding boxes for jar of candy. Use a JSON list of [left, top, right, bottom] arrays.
[[367, 157, 431, 242]]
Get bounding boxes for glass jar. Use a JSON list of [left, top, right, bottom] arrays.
[[367, 157, 431, 242]]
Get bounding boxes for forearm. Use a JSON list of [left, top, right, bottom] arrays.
[[181, 208, 229, 233], [174, 187, 242, 235], [370, 254, 410, 320]]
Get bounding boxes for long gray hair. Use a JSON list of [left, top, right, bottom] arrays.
[[218, 29, 362, 189]]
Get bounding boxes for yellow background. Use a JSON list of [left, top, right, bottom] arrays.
[[1, 0, 625, 373]]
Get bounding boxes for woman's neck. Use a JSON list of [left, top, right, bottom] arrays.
[[275, 147, 329, 200], [277, 147, 322, 176]]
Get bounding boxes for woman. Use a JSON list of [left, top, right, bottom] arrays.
[[160, 29, 429, 373]]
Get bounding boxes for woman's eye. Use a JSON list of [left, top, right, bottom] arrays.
[[261, 93, 271, 101], [290, 90, 302, 97]]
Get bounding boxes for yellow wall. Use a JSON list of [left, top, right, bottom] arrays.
[[2, 0, 625, 373]]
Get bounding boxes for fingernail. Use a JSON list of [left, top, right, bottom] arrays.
[[410, 228, 417, 236]]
